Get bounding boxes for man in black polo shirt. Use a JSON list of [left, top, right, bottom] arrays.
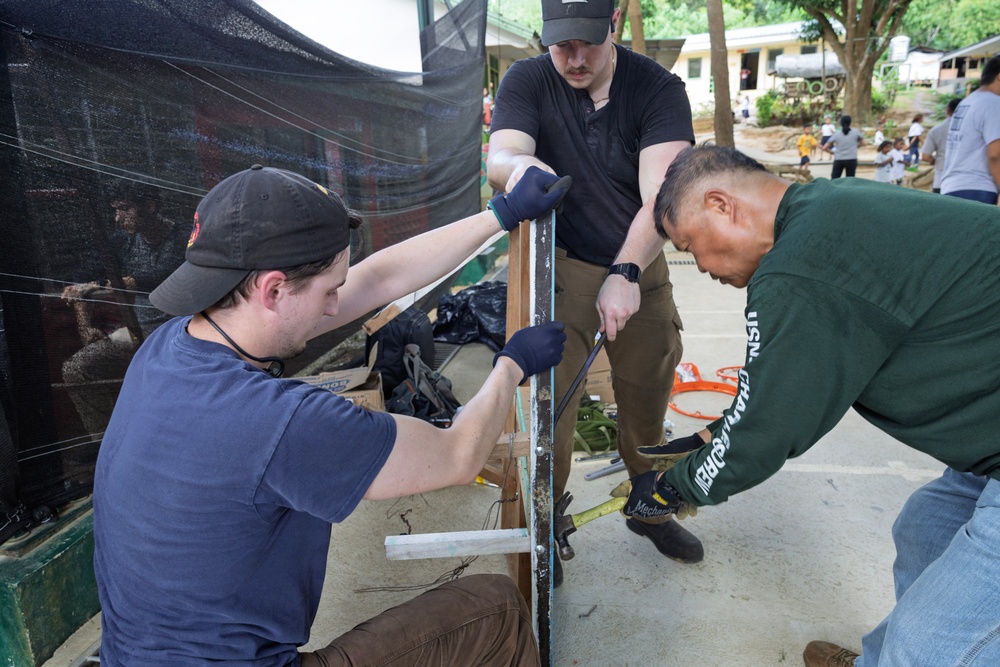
[[487, 0, 700, 585]]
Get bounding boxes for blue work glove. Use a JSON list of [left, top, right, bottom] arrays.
[[488, 167, 572, 232], [637, 433, 706, 472], [493, 320, 566, 385], [620, 470, 684, 520]]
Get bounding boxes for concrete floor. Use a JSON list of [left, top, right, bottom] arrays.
[[43, 252, 945, 667]]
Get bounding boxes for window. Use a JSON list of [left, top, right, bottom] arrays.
[[688, 57, 702, 79], [800, 45, 818, 55], [767, 48, 783, 73]]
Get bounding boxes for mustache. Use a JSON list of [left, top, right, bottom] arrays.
[[565, 66, 592, 76]]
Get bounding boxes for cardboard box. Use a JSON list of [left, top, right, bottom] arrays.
[[585, 347, 614, 404], [299, 357, 386, 412]]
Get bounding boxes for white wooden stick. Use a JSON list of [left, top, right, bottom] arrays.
[[384, 528, 530, 560]]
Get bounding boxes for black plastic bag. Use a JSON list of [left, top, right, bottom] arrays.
[[433, 281, 507, 351]]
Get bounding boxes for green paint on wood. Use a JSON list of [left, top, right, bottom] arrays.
[[0, 510, 99, 667]]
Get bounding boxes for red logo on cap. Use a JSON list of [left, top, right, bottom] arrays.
[[188, 213, 200, 248]]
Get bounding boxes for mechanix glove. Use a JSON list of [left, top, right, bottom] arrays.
[[636, 433, 706, 472], [611, 473, 698, 520]]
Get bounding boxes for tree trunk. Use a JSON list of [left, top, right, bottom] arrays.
[[613, 0, 628, 44], [805, 0, 914, 122], [844, 61, 876, 120], [707, 0, 734, 147], [627, 0, 646, 55]]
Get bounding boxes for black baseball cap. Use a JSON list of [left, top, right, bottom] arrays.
[[150, 165, 350, 316], [541, 0, 615, 47]]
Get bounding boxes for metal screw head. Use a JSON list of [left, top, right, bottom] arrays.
[[534, 544, 545, 555], [535, 446, 544, 456]]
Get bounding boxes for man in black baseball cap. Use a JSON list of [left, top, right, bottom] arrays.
[[93, 165, 570, 666], [540, 0, 616, 47], [489, 0, 701, 586]]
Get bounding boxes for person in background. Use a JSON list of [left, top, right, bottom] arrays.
[[873, 119, 885, 148], [488, 0, 702, 587], [797, 122, 817, 177], [889, 138, 907, 185], [940, 54, 1000, 206], [921, 97, 962, 194], [483, 85, 494, 127], [820, 115, 836, 149], [905, 113, 924, 167], [92, 164, 570, 666], [740, 95, 751, 123], [624, 144, 1000, 667], [822, 115, 864, 178], [61, 181, 188, 437], [874, 140, 893, 184]]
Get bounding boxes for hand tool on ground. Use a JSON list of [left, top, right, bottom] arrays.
[[553, 331, 607, 424], [583, 458, 625, 481], [575, 451, 618, 462], [553, 484, 630, 561]]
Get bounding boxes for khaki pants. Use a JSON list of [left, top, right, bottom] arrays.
[[300, 574, 539, 667], [553, 249, 684, 524]]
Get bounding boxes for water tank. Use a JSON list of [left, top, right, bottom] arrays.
[[889, 35, 910, 62]]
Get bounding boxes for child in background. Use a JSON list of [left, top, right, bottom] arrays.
[[874, 140, 893, 183], [820, 115, 836, 148], [889, 138, 907, 185], [873, 120, 885, 147], [797, 123, 818, 176]]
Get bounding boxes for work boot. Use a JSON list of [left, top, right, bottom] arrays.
[[553, 554, 563, 588], [626, 517, 704, 563], [802, 641, 860, 667]]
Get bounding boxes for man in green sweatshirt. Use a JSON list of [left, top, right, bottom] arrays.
[[621, 146, 1000, 667]]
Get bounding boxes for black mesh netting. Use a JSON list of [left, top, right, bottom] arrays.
[[0, 0, 487, 542]]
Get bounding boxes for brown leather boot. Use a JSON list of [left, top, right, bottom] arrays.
[[802, 641, 860, 667]]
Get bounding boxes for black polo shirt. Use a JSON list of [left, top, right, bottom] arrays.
[[491, 45, 694, 266]]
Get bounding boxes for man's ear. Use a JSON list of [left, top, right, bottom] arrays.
[[254, 270, 289, 311], [703, 189, 733, 218]]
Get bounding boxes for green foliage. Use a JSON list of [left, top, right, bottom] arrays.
[[871, 87, 890, 114], [488, 0, 807, 39], [902, 0, 1000, 51], [755, 89, 781, 126], [766, 96, 829, 126]]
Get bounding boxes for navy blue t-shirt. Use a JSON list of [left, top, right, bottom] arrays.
[[93, 317, 396, 666], [490, 45, 694, 266]]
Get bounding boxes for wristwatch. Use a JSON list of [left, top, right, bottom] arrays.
[[608, 262, 641, 283]]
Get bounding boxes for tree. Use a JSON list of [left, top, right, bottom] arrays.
[[787, 0, 916, 120], [707, 0, 735, 147]]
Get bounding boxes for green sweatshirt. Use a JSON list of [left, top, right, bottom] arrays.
[[666, 178, 1000, 506]]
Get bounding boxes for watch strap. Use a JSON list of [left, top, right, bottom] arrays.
[[608, 262, 641, 283]]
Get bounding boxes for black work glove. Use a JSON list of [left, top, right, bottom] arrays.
[[620, 470, 684, 520], [488, 167, 572, 232], [637, 433, 706, 472], [493, 320, 566, 385]]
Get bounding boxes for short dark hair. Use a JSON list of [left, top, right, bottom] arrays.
[[653, 146, 767, 238], [878, 140, 892, 151], [947, 97, 963, 114], [982, 54, 1000, 86], [213, 208, 363, 310], [107, 179, 161, 213]]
